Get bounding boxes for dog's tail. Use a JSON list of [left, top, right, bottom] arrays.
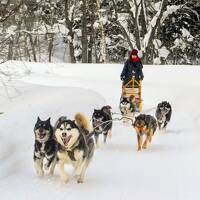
[[75, 113, 90, 132]]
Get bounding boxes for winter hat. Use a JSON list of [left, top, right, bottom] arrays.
[[131, 49, 138, 56]]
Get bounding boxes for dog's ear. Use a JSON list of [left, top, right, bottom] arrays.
[[37, 116, 41, 122], [133, 117, 137, 127], [59, 116, 67, 122], [167, 102, 172, 111], [167, 102, 171, 107], [102, 105, 112, 111], [141, 114, 146, 120], [47, 117, 51, 124], [106, 105, 112, 109]]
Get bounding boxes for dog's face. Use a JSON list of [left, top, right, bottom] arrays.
[[34, 117, 52, 143], [158, 101, 171, 115], [120, 97, 131, 111], [92, 109, 104, 126], [55, 120, 80, 149], [134, 115, 147, 135]]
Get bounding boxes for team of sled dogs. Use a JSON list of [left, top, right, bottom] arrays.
[[34, 101, 172, 183]]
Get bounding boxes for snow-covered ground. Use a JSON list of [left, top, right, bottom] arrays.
[[0, 61, 200, 200]]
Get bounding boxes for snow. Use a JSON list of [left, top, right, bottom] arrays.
[[0, 61, 200, 200], [69, 5, 75, 21], [93, 21, 99, 29], [1, 0, 8, 4], [153, 57, 161, 65], [158, 47, 170, 58], [155, 2, 162, 11], [6, 25, 17, 37], [162, 5, 181, 24], [181, 28, 194, 42]]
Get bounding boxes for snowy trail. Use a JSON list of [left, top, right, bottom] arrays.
[[0, 62, 200, 200]]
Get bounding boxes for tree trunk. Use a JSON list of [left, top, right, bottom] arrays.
[[133, 0, 141, 50], [140, 0, 148, 39], [64, 0, 76, 63], [28, 34, 37, 62], [7, 36, 14, 60], [88, 32, 94, 63], [88, 0, 96, 63], [24, 33, 31, 61], [96, 0, 107, 63], [48, 33, 54, 63], [81, 0, 88, 63]]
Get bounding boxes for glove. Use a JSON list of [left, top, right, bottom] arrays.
[[120, 75, 125, 81], [138, 74, 144, 80]]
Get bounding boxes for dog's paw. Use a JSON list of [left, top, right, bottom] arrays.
[[77, 177, 84, 184], [77, 180, 84, 184], [96, 142, 101, 149], [48, 170, 54, 175], [37, 170, 44, 176], [63, 175, 70, 184], [108, 131, 112, 139], [44, 163, 49, 171], [142, 144, 147, 149], [137, 147, 142, 151]]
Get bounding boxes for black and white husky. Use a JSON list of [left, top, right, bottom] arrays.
[[54, 113, 95, 183], [92, 105, 112, 147], [155, 101, 172, 130], [33, 117, 57, 176], [119, 96, 136, 123]]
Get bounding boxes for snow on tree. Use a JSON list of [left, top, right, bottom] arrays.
[[0, 0, 199, 64]]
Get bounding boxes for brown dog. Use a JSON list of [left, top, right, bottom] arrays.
[[133, 114, 157, 151]]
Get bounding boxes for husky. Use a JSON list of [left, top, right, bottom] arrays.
[[54, 113, 95, 183], [155, 101, 172, 130], [33, 117, 57, 176], [119, 95, 136, 123], [92, 105, 112, 147], [133, 114, 157, 151]]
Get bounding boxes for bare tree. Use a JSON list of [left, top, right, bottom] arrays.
[[81, 0, 88, 63], [0, 0, 24, 23], [96, 0, 107, 63], [64, 0, 76, 63], [111, 0, 168, 63], [87, 0, 96, 63], [142, 0, 168, 63], [111, 0, 134, 50]]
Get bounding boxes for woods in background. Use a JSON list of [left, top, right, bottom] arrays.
[[0, 0, 199, 64]]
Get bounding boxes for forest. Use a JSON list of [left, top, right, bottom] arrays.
[[0, 0, 199, 64]]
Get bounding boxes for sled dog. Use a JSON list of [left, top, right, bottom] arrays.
[[92, 105, 112, 147], [155, 101, 172, 130], [54, 113, 95, 183], [133, 114, 157, 151], [33, 117, 57, 176], [119, 95, 136, 123]]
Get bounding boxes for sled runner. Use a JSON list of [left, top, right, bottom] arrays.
[[121, 77, 142, 112]]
